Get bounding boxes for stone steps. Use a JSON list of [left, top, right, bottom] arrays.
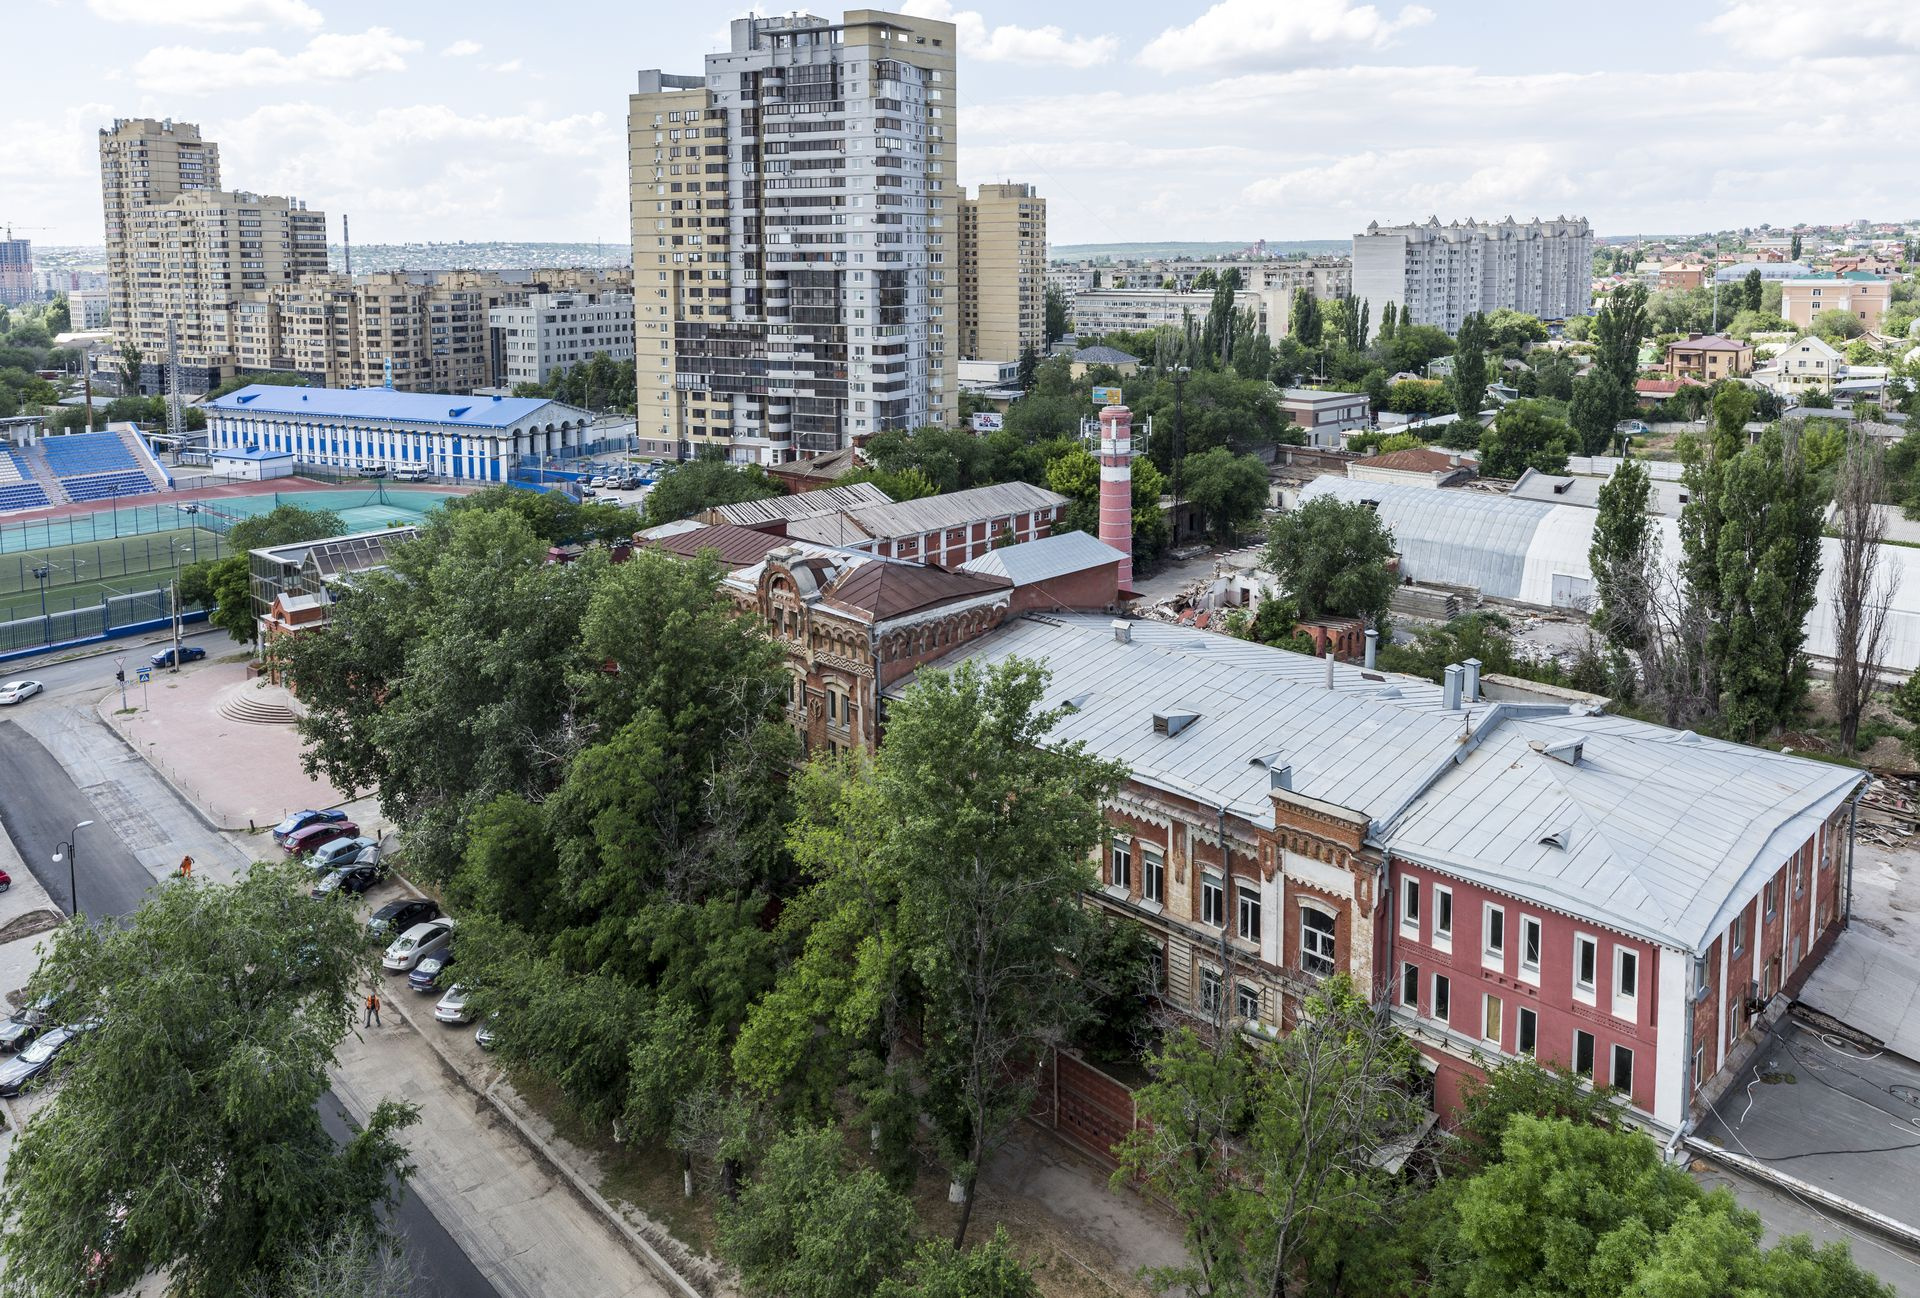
[[214, 681, 303, 726]]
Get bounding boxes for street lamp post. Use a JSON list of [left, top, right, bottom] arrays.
[[32, 565, 49, 645], [51, 820, 95, 919]]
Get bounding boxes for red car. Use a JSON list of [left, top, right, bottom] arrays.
[[283, 821, 359, 856]]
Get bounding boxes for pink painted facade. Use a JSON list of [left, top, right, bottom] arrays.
[[1096, 403, 1134, 589]]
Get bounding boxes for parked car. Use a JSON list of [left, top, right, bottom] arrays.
[[394, 465, 431, 482], [0, 998, 51, 1052], [272, 808, 347, 846], [149, 646, 207, 669], [0, 679, 44, 706], [310, 835, 379, 872], [589, 475, 606, 488], [383, 920, 454, 973], [434, 984, 474, 1024], [357, 465, 389, 478], [368, 897, 440, 939], [409, 949, 455, 993], [310, 864, 383, 899], [475, 1018, 498, 1050], [0, 1024, 85, 1096], [283, 821, 359, 857]]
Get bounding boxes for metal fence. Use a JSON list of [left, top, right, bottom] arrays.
[[0, 531, 227, 598], [0, 587, 185, 655], [0, 502, 220, 555]]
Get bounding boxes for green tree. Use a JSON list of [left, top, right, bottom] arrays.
[[179, 503, 348, 647], [1791, 233, 1803, 261], [1483, 308, 1548, 358], [1290, 287, 1322, 348], [878, 1227, 1039, 1298], [641, 448, 784, 525], [45, 295, 70, 335], [1043, 285, 1071, 345], [1569, 284, 1651, 455], [1745, 267, 1764, 312], [1478, 399, 1573, 478], [1452, 312, 1491, 419], [1384, 324, 1455, 376], [1262, 496, 1396, 628], [1711, 382, 1757, 462], [1590, 457, 1655, 655], [0, 864, 418, 1297], [1179, 446, 1268, 543], [1016, 345, 1039, 390], [1812, 308, 1866, 341], [443, 484, 635, 545], [718, 1125, 917, 1298]]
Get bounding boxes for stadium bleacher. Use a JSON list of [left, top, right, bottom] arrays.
[[41, 432, 138, 477], [61, 471, 157, 503], [0, 451, 51, 513]]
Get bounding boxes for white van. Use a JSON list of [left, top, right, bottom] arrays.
[[394, 466, 431, 482]]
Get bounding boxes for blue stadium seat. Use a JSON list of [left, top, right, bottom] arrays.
[[41, 432, 139, 479]]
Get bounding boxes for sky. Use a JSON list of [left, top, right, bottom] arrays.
[[8, 0, 1920, 252]]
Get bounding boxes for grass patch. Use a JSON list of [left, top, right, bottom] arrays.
[[0, 526, 225, 620]]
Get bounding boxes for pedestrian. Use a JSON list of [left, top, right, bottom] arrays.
[[178, 855, 193, 879], [364, 989, 381, 1028]]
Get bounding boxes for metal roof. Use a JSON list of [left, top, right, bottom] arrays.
[[841, 481, 1069, 539], [707, 481, 893, 526], [1509, 468, 1691, 518], [211, 445, 295, 460], [958, 530, 1128, 585], [206, 385, 591, 430], [1072, 345, 1140, 364], [637, 522, 795, 568], [895, 614, 1863, 952]]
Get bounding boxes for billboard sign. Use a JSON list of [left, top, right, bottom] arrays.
[[1092, 386, 1123, 407], [971, 412, 1004, 432]]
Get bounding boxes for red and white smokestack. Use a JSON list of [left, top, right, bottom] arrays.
[[1097, 403, 1134, 590]]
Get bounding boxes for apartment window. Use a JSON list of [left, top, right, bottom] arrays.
[[1574, 1029, 1595, 1077], [1236, 983, 1261, 1024], [1521, 915, 1542, 974], [1301, 908, 1337, 977], [1198, 966, 1223, 1018], [1693, 1045, 1706, 1092], [1611, 1045, 1635, 1095], [1143, 847, 1164, 904], [1400, 876, 1420, 932], [1201, 873, 1225, 928], [1616, 948, 1639, 1004], [1433, 973, 1451, 1024], [1483, 904, 1505, 964], [1517, 1007, 1538, 1056], [1110, 841, 1131, 892], [1401, 961, 1419, 1008], [1731, 912, 1748, 955], [1694, 956, 1711, 1000], [1792, 857, 1804, 898], [1763, 879, 1778, 921], [1236, 883, 1262, 944], [1434, 886, 1453, 942], [1483, 994, 1503, 1045], [1575, 934, 1598, 994]]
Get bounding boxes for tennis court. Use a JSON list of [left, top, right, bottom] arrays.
[[0, 486, 463, 555], [186, 488, 459, 537]]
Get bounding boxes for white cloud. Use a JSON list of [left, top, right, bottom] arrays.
[[1702, 0, 1920, 59], [1138, 0, 1434, 74], [901, 0, 1116, 68], [220, 101, 628, 243], [483, 58, 524, 74], [440, 39, 482, 58], [86, 0, 322, 32], [132, 27, 422, 96]]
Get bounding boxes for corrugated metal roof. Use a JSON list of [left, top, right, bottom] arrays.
[[638, 523, 794, 568], [959, 531, 1127, 585], [843, 481, 1069, 539], [708, 480, 893, 526], [824, 563, 1010, 620], [894, 613, 1863, 951], [207, 385, 591, 430]]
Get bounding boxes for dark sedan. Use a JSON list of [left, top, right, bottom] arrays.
[[149, 645, 207, 669], [310, 865, 383, 899], [283, 821, 359, 856], [408, 950, 455, 993], [367, 897, 440, 940], [271, 808, 348, 846], [0, 1024, 83, 1096]]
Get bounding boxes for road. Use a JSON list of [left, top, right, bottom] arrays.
[[0, 626, 225, 703], [0, 682, 499, 1298]]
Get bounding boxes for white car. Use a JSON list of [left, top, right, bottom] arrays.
[[434, 984, 474, 1025], [382, 920, 454, 972], [0, 680, 43, 706]]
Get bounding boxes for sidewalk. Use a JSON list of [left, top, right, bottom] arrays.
[[96, 658, 360, 832]]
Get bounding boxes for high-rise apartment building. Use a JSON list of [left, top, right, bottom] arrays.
[[120, 190, 328, 392], [1352, 216, 1592, 337], [99, 118, 222, 340], [490, 291, 636, 387], [631, 9, 958, 463], [0, 239, 32, 306], [958, 182, 1045, 364]]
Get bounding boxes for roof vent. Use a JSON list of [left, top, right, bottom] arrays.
[[1552, 477, 1574, 494], [1375, 685, 1402, 699], [1064, 692, 1090, 713], [1152, 709, 1199, 738], [1543, 738, 1585, 766], [1539, 824, 1573, 849], [1111, 619, 1131, 644], [448, 406, 471, 419]]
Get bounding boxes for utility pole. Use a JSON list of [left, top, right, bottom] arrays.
[[115, 659, 126, 710], [170, 578, 182, 669], [1171, 365, 1190, 545]]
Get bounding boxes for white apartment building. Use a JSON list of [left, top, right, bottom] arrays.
[[69, 288, 111, 330], [490, 291, 636, 386], [1352, 216, 1593, 337], [629, 9, 958, 464]]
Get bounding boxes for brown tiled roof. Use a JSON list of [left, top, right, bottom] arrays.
[[639, 523, 792, 568], [1353, 448, 1462, 473], [823, 562, 1010, 621], [1665, 334, 1750, 353]]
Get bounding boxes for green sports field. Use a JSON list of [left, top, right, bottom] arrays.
[[0, 526, 230, 626]]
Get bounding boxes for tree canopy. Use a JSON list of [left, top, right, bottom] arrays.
[[641, 449, 784, 526], [1262, 496, 1397, 629], [1479, 399, 1573, 479]]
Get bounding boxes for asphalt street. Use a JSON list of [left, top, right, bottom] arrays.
[[0, 676, 499, 1298]]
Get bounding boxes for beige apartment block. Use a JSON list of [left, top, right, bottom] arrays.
[[959, 182, 1045, 364], [1780, 276, 1891, 330], [630, 8, 957, 463], [100, 118, 222, 340], [121, 190, 327, 385]]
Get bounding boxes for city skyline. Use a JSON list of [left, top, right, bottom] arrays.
[[4, 0, 1918, 250]]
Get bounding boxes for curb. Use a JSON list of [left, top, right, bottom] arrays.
[[93, 695, 243, 834], [1687, 1136, 1920, 1252], [382, 990, 710, 1298]]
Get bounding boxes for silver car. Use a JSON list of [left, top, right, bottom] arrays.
[[310, 835, 379, 873], [0, 680, 44, 706], [382, 920, 454, 973]]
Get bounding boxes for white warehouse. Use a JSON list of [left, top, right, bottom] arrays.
[[203, 385, 596, 483]]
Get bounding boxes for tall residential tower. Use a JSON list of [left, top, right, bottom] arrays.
[[630, 9, 957, 463], [1351, 215, 1592, 337], [98, 118, 222, 341], [958, 182, 1046, 365]]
